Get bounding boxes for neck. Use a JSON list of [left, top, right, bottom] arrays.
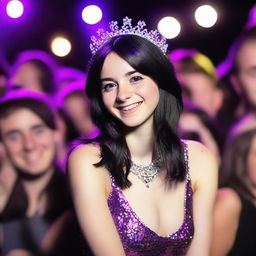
[[22, 167, 55, 216], [125, 118, 155, 165]]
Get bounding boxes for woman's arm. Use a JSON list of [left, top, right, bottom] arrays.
[[185, 141, 218, 256], [67, 144, 126, 256], [211, 188, 241, 256]]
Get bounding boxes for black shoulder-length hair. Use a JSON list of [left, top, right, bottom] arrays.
[[83, 34, 185, 188]]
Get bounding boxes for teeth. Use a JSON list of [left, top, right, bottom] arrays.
[[121, 102, 141, 111]]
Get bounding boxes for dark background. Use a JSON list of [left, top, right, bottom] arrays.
[[0, 0, 255, 72]]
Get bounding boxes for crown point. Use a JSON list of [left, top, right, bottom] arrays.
[[89, 17, 168, 56]]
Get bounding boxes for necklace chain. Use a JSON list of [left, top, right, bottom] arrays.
[[130, 157, 161, 188]]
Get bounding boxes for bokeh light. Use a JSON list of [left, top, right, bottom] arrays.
[[51, 37, 72, 57], [82, 5, 102, 25], [157, 16, 181, 39], [194, 5, 218, 28], [6, 0, 24, 19]]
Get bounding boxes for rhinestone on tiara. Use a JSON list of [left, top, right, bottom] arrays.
[[90, 17, 168, 56]]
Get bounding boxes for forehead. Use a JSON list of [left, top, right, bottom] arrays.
[[15, 62, 40, 74], [0, 108, 45, 132], [100, 52, 134, 78], [179, 72, 215, 91]]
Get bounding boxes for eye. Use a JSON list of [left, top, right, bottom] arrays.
[[33, 126, 46, 135], [130, 75, 143, 83], [5, 133, 21, 142], [102, 83, 117, 92]]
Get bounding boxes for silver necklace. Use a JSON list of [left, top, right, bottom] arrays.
[[130, 157, 161, 188]]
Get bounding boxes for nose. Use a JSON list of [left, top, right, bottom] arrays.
[[22, 134, 35, 152], [116, 83, 133, 102]]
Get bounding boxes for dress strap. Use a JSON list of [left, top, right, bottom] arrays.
[[182, 141, 191, 182]]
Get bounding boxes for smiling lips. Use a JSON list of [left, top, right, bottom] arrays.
[[118, 101, 143, 113]]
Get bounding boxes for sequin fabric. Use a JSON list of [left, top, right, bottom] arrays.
[[107, 143, 194, 255]]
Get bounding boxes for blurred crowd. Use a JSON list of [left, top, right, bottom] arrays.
[[1, 5, 256, 256]]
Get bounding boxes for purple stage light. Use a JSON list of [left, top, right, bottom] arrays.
[[6, 0, 24, 19], [82, 5, 102, 25]]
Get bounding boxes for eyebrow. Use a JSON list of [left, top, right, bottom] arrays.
[[100, 70, 137, 82]]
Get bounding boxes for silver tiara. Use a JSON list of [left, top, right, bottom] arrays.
[[90, 17, 168, 55]]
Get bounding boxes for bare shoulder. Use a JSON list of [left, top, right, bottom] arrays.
[[184, 140, 216, 162], [68, 143, 101, 163], [183, 140, 218, 191], [215, 187, 242, 212], [67, 143, 110, 194], [184, 139, 218, 169]]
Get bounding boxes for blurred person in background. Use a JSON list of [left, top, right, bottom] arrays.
[[217, 26, 256, 135], [7, 50, 58, 97], [55, 65, 86, 89], [54, 80, 99, 167], [0, 54, 10, 97], [55, 79, 98, 138], [211, 129, 256, 255], [178, 101, 224, 164], [0, 89, 82, 256], [169, 48, 223, 120]]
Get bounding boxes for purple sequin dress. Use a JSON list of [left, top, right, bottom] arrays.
[[107, 145, 194, 255]]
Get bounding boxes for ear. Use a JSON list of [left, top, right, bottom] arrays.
[[230, 74, 242, 95]]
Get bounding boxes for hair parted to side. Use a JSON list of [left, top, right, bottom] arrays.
[[84, 34, 185, 188], [0, 89, 56, 132]]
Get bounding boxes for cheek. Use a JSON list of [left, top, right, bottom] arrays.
[[247, 156, 256, 180], [138, 85, 159, 102], [45, 135, 56, 147], [5, 143, 21, 159], [102, 92, 116, 109], [37, 132, 56, 147], [240, 75, 256, 92]]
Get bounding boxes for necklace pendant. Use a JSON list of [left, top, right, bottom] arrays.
[[130, 157, 161, 188]]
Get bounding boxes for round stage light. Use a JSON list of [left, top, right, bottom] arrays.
[[195, 5, 218, 28], [51, 37, 72, 57], [82, 5, 102, 25], [6, 0, 24, 19], [157, 16, 181, 39]]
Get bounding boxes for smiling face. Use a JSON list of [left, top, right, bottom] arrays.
[[0, 108, 56, 176], [100, 52, 159, 128]]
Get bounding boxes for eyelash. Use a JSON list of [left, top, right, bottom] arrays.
[[102, 75, 144, 92], [102, 83, 117, 92], [130, 75, 143, 83]]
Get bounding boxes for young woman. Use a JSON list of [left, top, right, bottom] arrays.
[[68, 18, 218, 256], [212, 129, 256, 255]]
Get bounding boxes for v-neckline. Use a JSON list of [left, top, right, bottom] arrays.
[[108, 174, 190, 238]]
